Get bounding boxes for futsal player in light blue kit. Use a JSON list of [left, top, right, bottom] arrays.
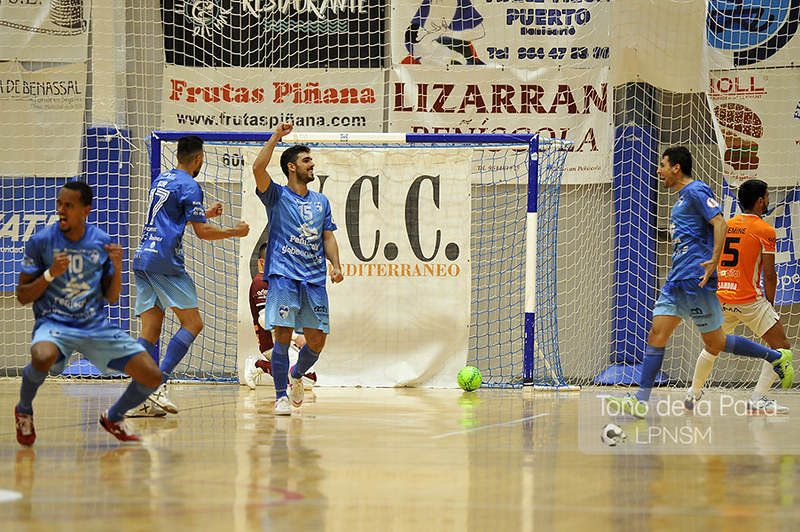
[[606, 147, 793, 418], [14, 181, 163, 444], [251, 122, 344, 415], [133, 135, 249, 415]]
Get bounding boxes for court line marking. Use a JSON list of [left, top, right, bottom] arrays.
[[0, 489, 23, 503], [430, 413, 550, 439]]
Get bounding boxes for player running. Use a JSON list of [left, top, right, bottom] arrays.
[[606, 147, 793, 418]]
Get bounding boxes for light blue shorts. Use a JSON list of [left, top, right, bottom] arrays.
[[32, 320, 145, 375], [134, 270, 198, 315], [264, 275, 330, 334], [653, 279, 724, 333]]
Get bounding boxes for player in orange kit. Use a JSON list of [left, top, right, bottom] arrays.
[[685, 179, 791, 414]]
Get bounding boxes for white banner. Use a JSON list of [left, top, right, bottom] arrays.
[[237, 145, 473, 387], [0, 0, 90, 62], [611, 0, 708, 93], [391, 0, 610, 68], [161, 66, 384, 132], [0, 62, 86, 178], [390, 66, 611, 184], [709, 68, 800, 187]]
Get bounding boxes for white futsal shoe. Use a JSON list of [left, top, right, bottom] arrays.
[[243, 356, 263, 390], [274, 396, 291, 416], [149, 383, 178, 414], [126, 401, 167, 418]]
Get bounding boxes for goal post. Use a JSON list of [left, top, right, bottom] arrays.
[[150, 131, 573, 388]]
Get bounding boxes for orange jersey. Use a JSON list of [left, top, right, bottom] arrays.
[[717, 214, 776, 304]]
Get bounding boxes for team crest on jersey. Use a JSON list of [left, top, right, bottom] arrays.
[[706, 198, 719, 208], [21, 255, 34, 268], [300, 223, 319, 241], [315, 202, 323, 213], [279, 305, 290, 318], [62, 279, 92, 300], [88, 250, 100, 264]]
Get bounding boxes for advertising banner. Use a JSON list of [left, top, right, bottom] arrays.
[[709, 69, 800, 187], [162, 0, 384, 68], [161, 66, 384, 132], [0, 0, 90, 62], [390, 65, 610, 183], [391, 0, 610, 68], [0, 178, 61, 290], [0, 62, 86, 178], [707, 0, 800, 70], [237, 145, 472, 387]]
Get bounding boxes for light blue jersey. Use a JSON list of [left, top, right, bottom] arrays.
[[257, 182, 337, 286], [20, 223, 114, 330], [133, 169, 207, 275], [667, 180, 722, 282]]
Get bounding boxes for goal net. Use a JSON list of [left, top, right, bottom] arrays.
[[150, 132, 571, 388]]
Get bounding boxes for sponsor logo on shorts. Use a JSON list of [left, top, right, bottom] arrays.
[[314, 304, 328, 313], [279, 305, 290, 318]]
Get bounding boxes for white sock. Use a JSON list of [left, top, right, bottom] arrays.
[[751, 360, 776, 401], [690, 349, 717, 398]]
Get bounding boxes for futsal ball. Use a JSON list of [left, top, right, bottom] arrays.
[[601, 423, 627, 447], [457, 366, 482, 391]]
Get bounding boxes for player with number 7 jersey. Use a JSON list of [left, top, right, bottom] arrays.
[[132, 135, 249, 417]]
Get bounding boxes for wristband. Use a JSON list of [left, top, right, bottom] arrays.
[[43, 269, 54, 283]]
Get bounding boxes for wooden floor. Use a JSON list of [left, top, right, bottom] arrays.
[[2, 380, 800, 531]]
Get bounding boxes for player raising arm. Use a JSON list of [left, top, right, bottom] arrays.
[[251, 122, 343, 416], [132, 135, 249, 416], [685, 179, 792, 414], [15, 181, 163, 444]]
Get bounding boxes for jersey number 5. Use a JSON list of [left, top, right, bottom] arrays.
[[721, 236, 740, 267]]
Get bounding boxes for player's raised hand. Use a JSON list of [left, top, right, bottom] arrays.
[[274, 122, 293, 140], [49, 252, 70, 278], [233, 220, 250, 237], [206, 202, 223, 219], [105, 244, 123, 269]]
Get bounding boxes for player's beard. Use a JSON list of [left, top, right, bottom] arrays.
[[298, 168, 315, 183]]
